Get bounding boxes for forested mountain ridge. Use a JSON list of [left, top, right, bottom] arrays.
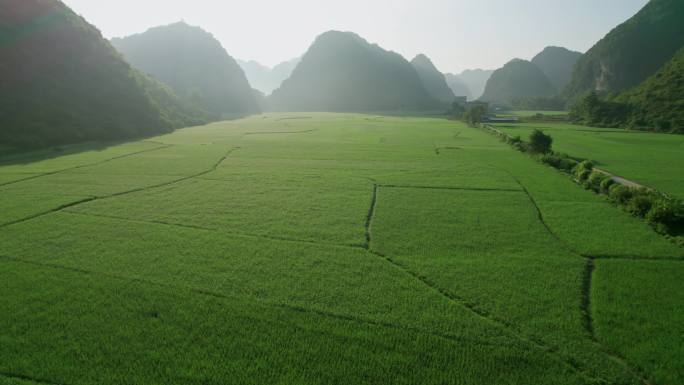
[[531, 46, 582, 92], [112, 22, 260, 119], [564, 0, 684, 99], [617, 47, 684, 132], [571, 48, 684, 133], [0, 0, 205, 149], [480, 59, 557, 104], [268, 31, 439, 112], [411, 54, 456, 104]]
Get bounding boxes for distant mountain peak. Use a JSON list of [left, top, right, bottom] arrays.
[[112, 23, 260, 117], [480, 59, 556, 104], [536, 46, 578, 54], [0, 0, 206, 148], [268, 31, 439, 112], [238, 57, 301, 95], [450, 69, 494, 100], [411, 54, 439, 71], [531, 46, 582, 92], [411, 54, 455, 104], [506, 58, 527, 65], [314, 30, 366, 45], [444, 73, 472, 100]]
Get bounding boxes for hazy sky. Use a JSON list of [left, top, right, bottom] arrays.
[[64, 0, 648, 73]]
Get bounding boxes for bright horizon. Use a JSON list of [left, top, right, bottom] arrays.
[[64, 0, 648, 73]]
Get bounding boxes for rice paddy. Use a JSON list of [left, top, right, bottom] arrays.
[[0, 113, 681, 384]]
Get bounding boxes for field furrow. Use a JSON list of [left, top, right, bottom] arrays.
[[0, 373, 61, 385], [0, 258, 590, 385]]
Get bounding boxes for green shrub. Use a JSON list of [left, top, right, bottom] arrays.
[[573, 160, 594, 179], [674, 236, 684, 248], [646, 198, 684, 233], [559, 158, 578, 172], [599, 177, 616, 194], [512, 141, 527, 152], [555, 153, 579, 172], [609, 184, 633, 205], [626, 190, 655, 217], [508, 135, 522, 145], [528, 129, 553, 154], [584, 171, 609, 192], [576, 169, 591, 182], [540, 153, 577, 172], [463, 104, 488, 126], [540, 153, 562, 168]]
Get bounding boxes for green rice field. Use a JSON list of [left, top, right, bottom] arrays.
[[1, 113, 682, 385], [494, 122, 684, 198]]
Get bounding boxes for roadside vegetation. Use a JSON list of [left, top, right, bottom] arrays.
[[494, 123, 684, 198], [483, 123, 684, 244]]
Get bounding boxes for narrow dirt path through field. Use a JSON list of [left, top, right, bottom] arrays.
[[594, 168, 646, 189]]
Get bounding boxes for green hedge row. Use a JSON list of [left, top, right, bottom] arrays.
[[481, 125, 684, 242], [571, 161, 683, 237]]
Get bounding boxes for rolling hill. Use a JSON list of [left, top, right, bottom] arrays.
[[268, 31, 438, 112], [480, 59, 556, 104], [411, 54, 456, 104], [0, 0, 206, 149], [112, 22, 260, 119], [564, 0, 684, 99], [531, 46, 582, 92]]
